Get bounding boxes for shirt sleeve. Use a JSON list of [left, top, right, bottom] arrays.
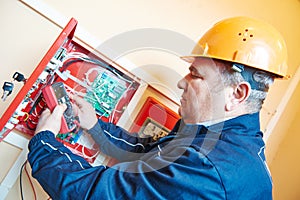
[[87, 119, 155, 161], [28, 130, 225, 200]]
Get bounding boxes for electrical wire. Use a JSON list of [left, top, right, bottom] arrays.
[[25, 120, 37, 130], [59, 54, 136, 121], [64, 84, 86, 98], [84, 67, 103, 86], [20, 161, 25, 200], [61, 54, 133, 84], [75, 131, 100, 160], [24, 162, 37, 200], [22, 112, 30, 122], [20, 160, 37, 200], [108, 82, 135, 123], [81, 146, 100, 160]]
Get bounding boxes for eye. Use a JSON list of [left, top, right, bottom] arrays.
[[189, 66, 204, 79], [190, 72, 203, 79], [190, 73, 198, 79]]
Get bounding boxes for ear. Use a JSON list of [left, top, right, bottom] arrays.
[[225, 82, 251, 111]]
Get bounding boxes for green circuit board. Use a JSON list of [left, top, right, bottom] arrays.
[[84, 72, 126, 118]]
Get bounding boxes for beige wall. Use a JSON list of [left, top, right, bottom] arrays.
[[0, 1, 60, 199], [0, 0, 299, 199], [268, 82, 300, 200]]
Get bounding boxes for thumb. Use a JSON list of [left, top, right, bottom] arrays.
[[39, 108, 51, 119], [52, 104, 67, 119]]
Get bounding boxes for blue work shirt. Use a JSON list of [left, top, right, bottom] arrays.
[[28, 112, 272, 199]]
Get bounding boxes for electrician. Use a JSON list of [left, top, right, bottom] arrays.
[[28, 16, 289, 199]]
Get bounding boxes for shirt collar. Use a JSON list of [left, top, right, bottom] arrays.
[[173, 112, 261, 137], [195, 116, 235, 127]]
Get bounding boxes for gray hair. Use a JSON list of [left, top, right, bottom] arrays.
[[215, 60, 274, 113]]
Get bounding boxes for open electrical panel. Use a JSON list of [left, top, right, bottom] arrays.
[[0, 18, 141, 164], [0, 18, 180, 165]]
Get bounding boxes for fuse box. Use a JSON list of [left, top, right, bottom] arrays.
[[0, 18, 140, 163]]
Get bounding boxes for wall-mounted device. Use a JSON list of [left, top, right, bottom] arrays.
[[0, 18, 140, 163], [130, 97, 180, 141]]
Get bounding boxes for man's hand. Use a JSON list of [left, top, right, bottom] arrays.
[[73, 96, 98, 130], [35, 104, 67, 136]]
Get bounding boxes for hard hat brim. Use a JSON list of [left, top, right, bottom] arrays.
[[180, 55, 290, 79]]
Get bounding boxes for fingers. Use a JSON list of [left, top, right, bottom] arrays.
[[73, 95, 94, 111], [52, 104, 67, 119], [73, 95, 85, 108], [72, 102, 79, 116], [35, 104, 67, 135]]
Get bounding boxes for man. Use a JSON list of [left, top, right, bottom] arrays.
[[28, 16, 288, 199]]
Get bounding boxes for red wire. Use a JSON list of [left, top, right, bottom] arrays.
[[24, 161, 37, 200]]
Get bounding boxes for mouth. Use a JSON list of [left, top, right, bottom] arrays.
[[180, 97, 186, 105]]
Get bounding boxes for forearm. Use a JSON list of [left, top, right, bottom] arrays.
[[28, 131, 91, 169], [28, 131, 104, 199], [28, 131, 140, 199], [87, 120, 154, 161]]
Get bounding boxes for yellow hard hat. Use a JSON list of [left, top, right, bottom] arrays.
[[181, 16, 289, 78]]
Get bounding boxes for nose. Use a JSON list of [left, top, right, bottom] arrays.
[[177, 75, 187, 90]]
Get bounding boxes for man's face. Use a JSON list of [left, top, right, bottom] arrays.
[[177, 58, 227, 124]]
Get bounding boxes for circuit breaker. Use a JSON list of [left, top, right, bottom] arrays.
[[0, 18, 140, 163]]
